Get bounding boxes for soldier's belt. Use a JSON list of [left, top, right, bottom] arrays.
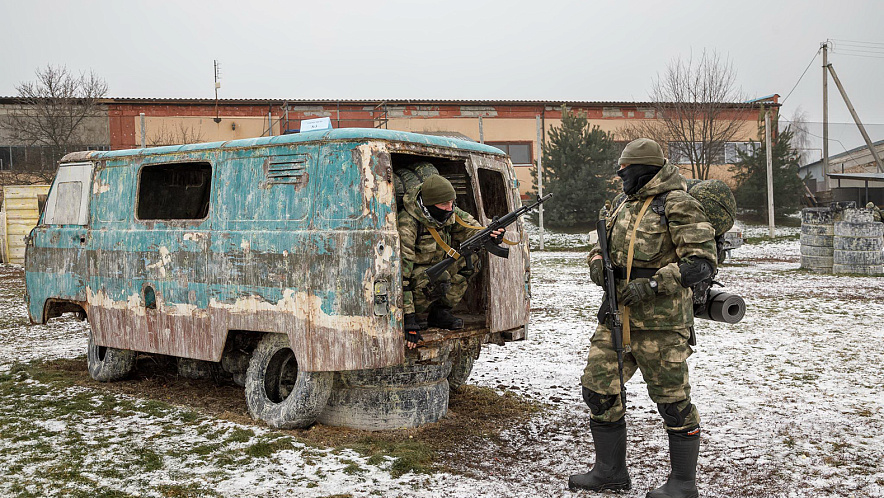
[[612, 266, 659, 280]]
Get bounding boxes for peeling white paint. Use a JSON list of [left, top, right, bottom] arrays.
[[208, 290, 380, 335], [145, 246, 172, 278], [92, 178, 111, 194], [356, 144, 391, 218], [89, 288, 147, 317], [183, 232, 209, 242], [241, 239, 251, 252]]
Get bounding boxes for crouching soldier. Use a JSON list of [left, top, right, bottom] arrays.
[[398, 173, 504, 349]]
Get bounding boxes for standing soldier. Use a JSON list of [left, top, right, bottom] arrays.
[[398, 172, 504, 349], [569, 139, 717, 498], [866, 202, 883, 223]]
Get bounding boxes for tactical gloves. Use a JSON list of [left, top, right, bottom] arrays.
[[679, 257, 715, 288], [404, 313, 423, 346], [589, 257, 605, 287], [618, 278, 657, 307]]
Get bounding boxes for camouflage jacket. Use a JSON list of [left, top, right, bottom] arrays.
[[589, 163, 717, 330], [398, 188, 481, 297]]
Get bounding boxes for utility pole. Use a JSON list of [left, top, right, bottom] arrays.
[[213, 60, 222, 123], [826, 63, 884, 173], [765, 109, 775, 238], [478, 115, 484, 144], [140, 113, 146, 148], [536, 115, 544, 250], [822, 42, 828, 180]]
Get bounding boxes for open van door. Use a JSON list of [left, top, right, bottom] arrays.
[[25, 162, 94, 321], [469, 154, 529, 334]]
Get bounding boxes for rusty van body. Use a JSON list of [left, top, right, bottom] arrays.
[[24, 128, 530, 430]]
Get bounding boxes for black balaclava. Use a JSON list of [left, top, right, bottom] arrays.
[[617, 164, 661, 195], [420, 195, 454, 223]]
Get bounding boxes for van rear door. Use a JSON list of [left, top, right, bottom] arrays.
[[469, 154, 529, 334]]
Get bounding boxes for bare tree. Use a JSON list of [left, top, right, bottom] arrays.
[[147, 122, 206, 147], [1, 65, 108, 182], [786, 107, 814, 166], [619, 50, 749, 180]]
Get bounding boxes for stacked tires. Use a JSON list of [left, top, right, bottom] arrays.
[[800, 208, 835, 273], [317, 346, 452, 430], [833, 209, 884, 275]]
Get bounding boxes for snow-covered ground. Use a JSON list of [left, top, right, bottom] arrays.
[[1, 224, 883, 497]]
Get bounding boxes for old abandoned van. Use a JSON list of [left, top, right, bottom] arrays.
[[24, 128, 530, 430]]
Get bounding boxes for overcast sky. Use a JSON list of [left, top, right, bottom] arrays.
[[1, 0, 882, 156]]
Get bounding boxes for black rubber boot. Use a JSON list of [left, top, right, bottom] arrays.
[[568, 418, 631, 492], [646, 429, 700, 498], [426, 304, 464, 330]]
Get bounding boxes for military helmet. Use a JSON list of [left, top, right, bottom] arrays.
[[421, 175, 456, 205], [687, 179, 737, 236], [619, 138, 667, 167]]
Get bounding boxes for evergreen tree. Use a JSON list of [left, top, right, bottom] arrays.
[[731, 116, 805, 221], [533, 107, 619, 228]]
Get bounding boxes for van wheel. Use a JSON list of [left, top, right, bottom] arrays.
[[244, 334, 332, 429], [447, 342, 480, 392], [87, 332, 136, 382]]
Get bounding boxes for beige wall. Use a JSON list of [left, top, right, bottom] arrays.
[[135, 116, 279, 146]]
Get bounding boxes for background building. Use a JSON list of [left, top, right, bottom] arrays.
[[800, 140, 884, 206], [3, 96, 775, 198]]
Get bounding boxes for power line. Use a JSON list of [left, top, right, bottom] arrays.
[[781, 49, 820, 105], [832, 51, 884, 60], [831, 38, 884, 48]]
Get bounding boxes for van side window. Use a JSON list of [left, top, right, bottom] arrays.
[[477, 168, 510, 219], [42, 162, 93, 225], [137, 162, 212, 220]]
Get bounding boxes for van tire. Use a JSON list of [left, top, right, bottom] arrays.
[[244, 333, 332, 429], [447, 343, 480, 392], [177, 358, 221, 380], [87, 332, 136, 382]]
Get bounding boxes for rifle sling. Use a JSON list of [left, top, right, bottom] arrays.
[[621, 196, 655, 350], [427, 227, 461, 259]]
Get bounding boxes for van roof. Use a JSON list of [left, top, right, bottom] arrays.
[[63, 128, 508, 163]]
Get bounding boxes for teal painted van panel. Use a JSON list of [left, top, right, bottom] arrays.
[[26, 129, 524, 372]]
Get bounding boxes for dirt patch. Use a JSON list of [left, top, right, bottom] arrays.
[[33, 355, 543, 476]]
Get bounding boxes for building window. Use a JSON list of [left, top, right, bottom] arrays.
[[137, 162, 212, 220], [669, 141, 758, 165], [487, 142, 533, 166]]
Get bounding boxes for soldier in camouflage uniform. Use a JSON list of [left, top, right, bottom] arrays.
[[569, 139, 717, 498], [398, 173, 504, 349], [866, 202, 883, 223]]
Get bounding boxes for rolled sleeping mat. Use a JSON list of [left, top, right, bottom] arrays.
[[694, 290, 746, 324]]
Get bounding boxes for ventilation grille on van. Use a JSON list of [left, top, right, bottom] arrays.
[[267, 155, 308, 186]]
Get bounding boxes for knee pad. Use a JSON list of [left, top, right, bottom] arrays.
[[657, 401, 693, 428], [582, 387, 618, 417]]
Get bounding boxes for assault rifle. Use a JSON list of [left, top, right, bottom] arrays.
[[596, 219, 627, 410], [425, 193, 552, 283]]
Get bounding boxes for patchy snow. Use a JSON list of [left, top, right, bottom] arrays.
[[2, 223, 884, 497]]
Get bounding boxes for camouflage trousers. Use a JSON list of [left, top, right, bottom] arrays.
[[581, 323, 700, 431], [403, 254, 476, 314]]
